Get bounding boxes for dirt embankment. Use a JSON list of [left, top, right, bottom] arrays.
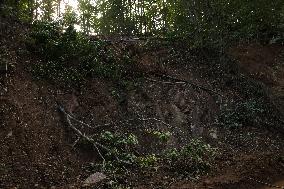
[[0, 16, 284, 189], [230, 43, 284, 115]]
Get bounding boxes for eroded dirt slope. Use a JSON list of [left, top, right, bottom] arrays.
[[0, 16, 284, 189]]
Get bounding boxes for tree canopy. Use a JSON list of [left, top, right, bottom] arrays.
[[1, 0, 284, 46]]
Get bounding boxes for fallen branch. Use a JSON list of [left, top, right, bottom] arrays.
[[57, 103, 132, 167], [248, 177, 284, 189], [147, 74, 223, 96], [89, 35, 185, 43], [131, 109, 185, 135], [137, 117, 173, 129], [57, 103, 108, 165], [57, 101, 175, 131], [102, 116, 176, 132], [146, 77, 186, 85], [56, 101, 110, 130]]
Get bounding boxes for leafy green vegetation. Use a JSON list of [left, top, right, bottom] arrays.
[[83, 130, 217, 180], [99, 131, 139, 166], [145, 129, 172, 142], [218, 99, 266, 128], [2, 0, 283, 47], [26, 21, 128, 86], [164, 139, 218, 175]]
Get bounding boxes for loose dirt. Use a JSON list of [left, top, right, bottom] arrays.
[[0, 16, 284, 189]]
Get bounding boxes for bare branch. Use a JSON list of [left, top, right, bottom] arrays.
[[57, 101, 111, 129], [58, 103, 109, 162], [146, 74, 223, 96], [57, 103, 133, 166]]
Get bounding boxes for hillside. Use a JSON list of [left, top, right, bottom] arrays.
[[1, 15, 284, 189]]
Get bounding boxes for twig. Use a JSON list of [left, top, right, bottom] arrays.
[[72, 137, 81, 149], [93, 143, 106, 169], [146, 77, 186, 85]]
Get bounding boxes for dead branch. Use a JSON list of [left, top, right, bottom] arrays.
[[58, 103, 111, 152], [57, 100, 175, 131], [58, 103, 108, 164], [131, 108, 185, 135], [56, 101, 110, 130], [145, 77, 186, 85], [89, 35, 185, 43], [137, 117, 174, 129], [57, 102, 133, 166], [248, 177, 284, 189], [104, 116, 175, 130], [147, 74, 223, 96]]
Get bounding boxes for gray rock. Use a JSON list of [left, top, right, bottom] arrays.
[[83, 172, 107, 186]]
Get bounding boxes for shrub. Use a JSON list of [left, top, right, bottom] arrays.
[[99, 131, 139, 167], [218, 99, 265, 128], [88, 130, 217, 177], [27, 21, 125, 87], [164, 139, 217, 175]]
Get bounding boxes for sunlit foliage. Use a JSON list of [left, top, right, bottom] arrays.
[[2, 0, 284, 46]]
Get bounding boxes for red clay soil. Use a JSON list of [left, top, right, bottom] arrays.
[[1, 17, 284, 189]]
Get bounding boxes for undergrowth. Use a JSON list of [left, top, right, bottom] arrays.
[[26, 21, 132, 87], [82, 130, 217, 188], [218, 99, 266, 128]]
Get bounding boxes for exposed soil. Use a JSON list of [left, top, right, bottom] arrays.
[[229, 43, 284, 115], [0, 16, 284, 189]]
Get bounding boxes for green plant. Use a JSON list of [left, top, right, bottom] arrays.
[[27, 21, 126, 87], [78, 128, 217, 186], [218, 99, 265, 128], [145, 129, 172, 142], [99, 131, 139, 166], [137, 154, 159, 169], [164, 139, 217, 175]]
